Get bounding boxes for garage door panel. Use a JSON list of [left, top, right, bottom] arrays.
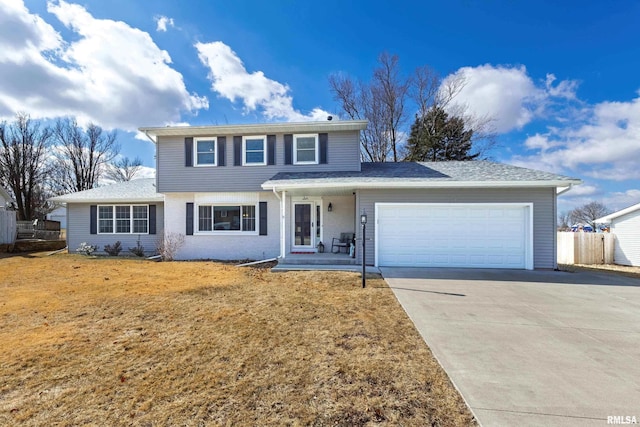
[[377, 204, 528, 269]]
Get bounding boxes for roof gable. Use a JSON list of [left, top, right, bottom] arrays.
[[596, 202, 640, 223]]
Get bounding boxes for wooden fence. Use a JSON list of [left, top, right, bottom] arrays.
[[16, 219, 61, 240], [557, 232, 615, 265], [0, 210, 17, 244]]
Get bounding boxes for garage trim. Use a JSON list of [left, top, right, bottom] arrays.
[[374, 203, 534, 270]]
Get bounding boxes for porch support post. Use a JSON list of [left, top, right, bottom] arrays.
[[281, 191, 286, 259]]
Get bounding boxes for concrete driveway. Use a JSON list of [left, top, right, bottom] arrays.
[[381, 268, 640, 426]]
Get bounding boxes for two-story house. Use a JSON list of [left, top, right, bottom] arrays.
[[52, 119, 581, 269]]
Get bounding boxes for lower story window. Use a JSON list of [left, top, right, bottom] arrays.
[[98, 205, 149, 234], [197, 205, 256, 232]]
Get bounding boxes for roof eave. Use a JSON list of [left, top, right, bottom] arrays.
[[262, 179, 583, 191], [139, 120, 368, 139], [595, 201, 640, 223], [49, 197, 164, 204]]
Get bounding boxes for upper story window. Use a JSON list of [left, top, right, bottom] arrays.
[[294, 134, 318, 165], [98, 205, 148, 234], [243, 136, 266, 166], [195, 137, 216, 166]]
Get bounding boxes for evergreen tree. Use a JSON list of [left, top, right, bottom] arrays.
[[405, 107, 478, 161]]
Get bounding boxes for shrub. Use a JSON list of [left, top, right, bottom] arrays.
[[104, 241, 122, 256], [128, 237, 145, 257], [156, 232, 185, 261], [76, 242, 97, 256]]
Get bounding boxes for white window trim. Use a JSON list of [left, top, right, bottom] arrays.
[[97, 204, 149, 235], [194, 136, 217, 167], [242, 135, 267, 166], [293, 133, 319, 165], [195, 203, 259, 235]]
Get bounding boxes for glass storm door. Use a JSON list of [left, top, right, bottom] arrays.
[[293, 203, 313, 248]]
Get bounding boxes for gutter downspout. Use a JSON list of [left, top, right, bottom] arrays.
[[143, 131, 156, 144], [557, 184, 573, 196], [272, 188, 286, 259]]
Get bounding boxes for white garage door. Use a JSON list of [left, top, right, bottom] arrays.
[[376, 203, 531, 269]]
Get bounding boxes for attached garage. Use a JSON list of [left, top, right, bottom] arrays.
[[375, 203, 533, 269]]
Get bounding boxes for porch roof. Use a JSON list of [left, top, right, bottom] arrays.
[[262, 161, 582, 192]]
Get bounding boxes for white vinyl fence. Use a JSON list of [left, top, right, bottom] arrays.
[[0, 210, 17, 244], [557, 232, 615, 265]]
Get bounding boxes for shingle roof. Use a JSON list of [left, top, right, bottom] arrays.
[[49, 179, 163, 203], [262, 161, 581, 189]]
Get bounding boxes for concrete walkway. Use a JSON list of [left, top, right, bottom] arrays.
[[381, 267, 640, 426]]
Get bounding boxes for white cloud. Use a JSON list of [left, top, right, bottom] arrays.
[[442, 64, 579, 133], [511, 92, 640, 180], [0, 0, 207, 130], [154, 15, 174, 32], [195, 41, 330, 122]]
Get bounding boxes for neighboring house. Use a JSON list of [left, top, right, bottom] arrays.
[[0, 186, 12, 209], [47, 206, 68, 229], [49, 179, 163, 255], [596, 202, 640, 266], [52, 120, 581, 269]]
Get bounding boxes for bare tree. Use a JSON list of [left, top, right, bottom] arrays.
[[329, 52, 408, 162], [569, 201, 610, 230], [558, 210, 571, 231], [51, 118, 119, 194], [330, 53, 496, 162], [104, 156, 144, 182], [0, 113, 53, 220]]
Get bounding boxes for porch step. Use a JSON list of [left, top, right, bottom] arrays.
[[280, 253, 357, 265]]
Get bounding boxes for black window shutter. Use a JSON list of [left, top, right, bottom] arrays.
[[267, 135, 276, 165], [185, 137, 193, 167], [90, 205, 97, 234], [259, 201, 267, 235], [319, 133, 328, 164], [284, 134, 293, 165], [233, 136, 242, 166], [186, 203, 194, 235], [217, 137, 226, 166], [149, 205, 157, 235]]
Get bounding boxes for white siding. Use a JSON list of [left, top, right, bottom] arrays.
[[164, 192, 280, 260], [356, 187, 556, 269], [611, 210, 640, 266]]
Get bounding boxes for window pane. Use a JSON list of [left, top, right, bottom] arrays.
[[297, 149, 315, 162], [197, 140, 215, 152], [246, 151, 264, 163], [197, 140, 215, 164], [197, 153, 215, 165], [98, 206, 113, 233], [242, 205, 256, 231], [133, 206, 148, 219], [246, 139, 264, 151], [99, 220, 113, 233], [99, 206, 113, 219], [199, 206, 212, 231], [297, 137, 315, 149], [133, 220, 148, 233], [115, 206, 130, 233], [214, 206, 240, 230]]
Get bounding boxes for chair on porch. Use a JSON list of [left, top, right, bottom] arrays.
[[331, 232, 354, 254]]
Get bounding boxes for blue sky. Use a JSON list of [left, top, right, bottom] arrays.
[[2, 0, 640, 213]]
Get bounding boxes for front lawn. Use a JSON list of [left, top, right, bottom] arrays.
[[0, 253, 475, 426]]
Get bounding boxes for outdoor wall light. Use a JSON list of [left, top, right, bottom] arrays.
[[360, 212, 367, 225], [328, 203, 332, 212]]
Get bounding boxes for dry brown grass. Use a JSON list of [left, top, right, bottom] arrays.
[[0, 252, 475, 426]]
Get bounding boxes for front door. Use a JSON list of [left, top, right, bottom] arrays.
[[293, 202, 313, 249]]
